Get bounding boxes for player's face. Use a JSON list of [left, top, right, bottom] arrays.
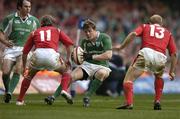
[[19, 0, 31, 16], [84, 27, 97, 41]]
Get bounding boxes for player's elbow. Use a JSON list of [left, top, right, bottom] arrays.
[[129, 32, 137, 38]]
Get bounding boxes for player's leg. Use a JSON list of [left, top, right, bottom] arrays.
[[16, 67, 38, 105], [44, 58, 71, 105], [45, 67, 84, 105], [1, 58, 15, 103], [9, 55, 22, 94], [83, 68, 110, 107], [60, 71, 74, 104], [153, 52, 166, 110], [153, 70, 165, 110], [116, 55, 144, 109]]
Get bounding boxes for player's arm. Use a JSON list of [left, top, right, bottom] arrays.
[[168, 35, 178, 80], [93, 35, 112, 61], [93, 50, 112, 61], [119, 32, 136, 50], [0, 16, 13, 47], [114, 24, 143, 50], [0, 31, 13, 47], [169, 53, 178, 80], [59, 30, 74, 63], [65, 45, 72, 63]]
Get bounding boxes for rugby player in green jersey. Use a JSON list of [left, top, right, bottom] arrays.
[[0, 0, 40, 103], [46, 19, 113, 107], [77, 19, 112, 107]]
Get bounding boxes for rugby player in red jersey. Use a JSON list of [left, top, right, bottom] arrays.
[[114, 14, 177, 110], [16, 15, 74, 105]]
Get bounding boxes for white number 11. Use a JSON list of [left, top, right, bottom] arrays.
[[39, 30, 51, 41]]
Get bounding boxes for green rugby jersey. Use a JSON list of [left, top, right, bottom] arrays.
[[80, 32, 112, 67], [0, 12, 40, 46]]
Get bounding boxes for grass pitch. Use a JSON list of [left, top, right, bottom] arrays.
[[0, 94, 180, 119]]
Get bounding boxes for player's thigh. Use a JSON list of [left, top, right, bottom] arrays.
[[1, 59, 15, 74], [14, 55, 23, 73], [95, 68, 110, 81], [71, 67, 84, 81], [124, 65, 144, 82], [124, 55, 145, 82]]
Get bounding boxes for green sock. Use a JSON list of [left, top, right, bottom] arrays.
[[85, 79, 102, 97], [2, 74, 10, 93], [9, 73, 20, 93], [53, 85, 62, 98]]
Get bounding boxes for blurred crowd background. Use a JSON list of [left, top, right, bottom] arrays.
[[0, 0, 179, 75]]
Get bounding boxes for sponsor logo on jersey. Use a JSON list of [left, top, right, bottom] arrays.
[[96, 42, 101, 47], [87, 43, 92, 47], [27, 20, 32, 25]]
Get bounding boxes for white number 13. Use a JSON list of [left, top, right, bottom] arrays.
[[150, 25, 165, 39], [39, 30, 51, 41]]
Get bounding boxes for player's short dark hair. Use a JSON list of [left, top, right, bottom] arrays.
[[17, 0, 31, 10], [82, 19, 96, 30], [40, 15, 57, 27]]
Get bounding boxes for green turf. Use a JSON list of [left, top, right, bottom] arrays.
[[0, 94, 180, 119]]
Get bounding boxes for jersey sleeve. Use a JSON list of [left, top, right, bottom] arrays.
[[35, 18, 40, 28], [23, 32, 34, 54], [133, 24, 144, 36], [59, 31, 74, 46], [102, 34, 112, 51], [32, 17, 40, 30], [79, 38, 85, 49], [167, 34, 177, 55], [0, 16, 10, 32]]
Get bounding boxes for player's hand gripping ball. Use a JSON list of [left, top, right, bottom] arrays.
[[71, 46, 84, 65]]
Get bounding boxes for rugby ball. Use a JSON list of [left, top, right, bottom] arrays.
[[72, 46, 84, 65]]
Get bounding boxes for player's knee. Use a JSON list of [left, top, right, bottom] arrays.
[[71, 72, 78, 81], [71, 69, 84, 81], [95, 69, 109, 81]]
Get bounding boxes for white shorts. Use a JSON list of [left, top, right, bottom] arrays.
[[79, 61, 111, 79], [134, 48, 167, 75], [3, 46, 23, 61], [29, 48, 60, 70]]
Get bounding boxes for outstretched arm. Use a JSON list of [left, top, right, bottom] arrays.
[[119, 32, 136, 50]]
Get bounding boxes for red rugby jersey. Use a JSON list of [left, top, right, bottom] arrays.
[[23, 26, 74, 54], [134, 24, 177, 55]]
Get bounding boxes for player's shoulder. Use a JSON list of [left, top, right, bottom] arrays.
[[140, 23, 149, 28], [100, 32, 109, 37], [4, 13, 15, 21], [29, 14, 38, 19], [99, 32, 111, 40], [28, 14, 39, 23]]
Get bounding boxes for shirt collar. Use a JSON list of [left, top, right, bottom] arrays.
[[15, 12, 30, 18]]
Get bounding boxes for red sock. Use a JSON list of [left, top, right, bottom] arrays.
[[123, 82, 133, 105], [17, 78, 31, 102], [154, 77, 164, 102], [61, 72, 72, 92]]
